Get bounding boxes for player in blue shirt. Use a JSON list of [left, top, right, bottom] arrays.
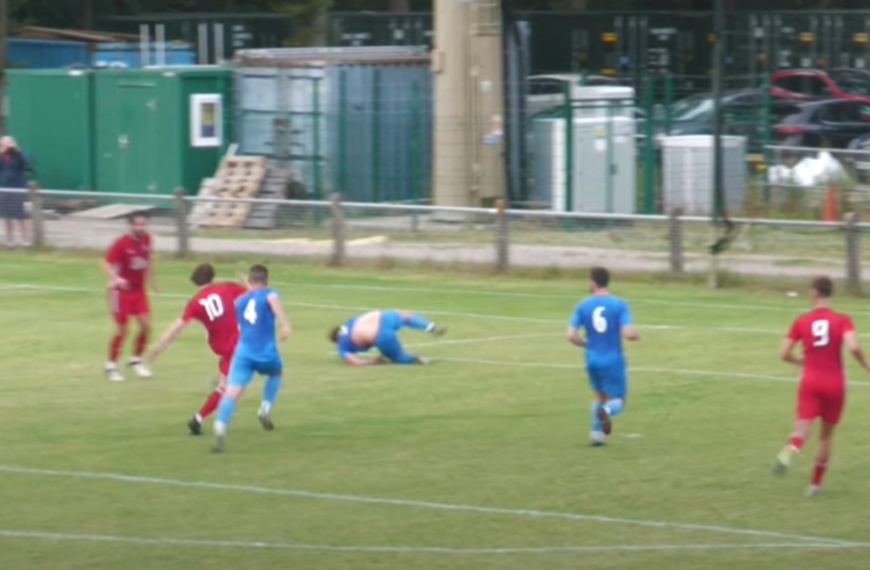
[[567, 267, 639, 446], [212, 264, 292, 452], [329, 310, 445, 366]]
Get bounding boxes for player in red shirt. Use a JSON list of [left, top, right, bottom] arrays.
[[772, 276, 870, 495], [145, 263, 248, 435], [102, 213, 156, 382]]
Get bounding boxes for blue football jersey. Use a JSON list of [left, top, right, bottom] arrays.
[[569, 294, 633, 363], [235, 288, 278, 357], [336, 317, 365, 357]]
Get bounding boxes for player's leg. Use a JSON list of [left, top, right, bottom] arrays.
[[376, 331, 424, 364], [773, 385, 818, 474], [397, 310, 445, 335], [190, 355, 232, 435], [256, 357, 284, 431], [128, 295, 152, 377], [807, 392, 843, 496], [596, 366, 628, 436], [212, 355, 253, 452], [587, 367, 608, 446], [106, 289, 129, 382]]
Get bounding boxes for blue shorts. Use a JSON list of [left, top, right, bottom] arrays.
[[227, 352, 283, 388], [374, 310, 406, 362], [586, 363, 627, 399]]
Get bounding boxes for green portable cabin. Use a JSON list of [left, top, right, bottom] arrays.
[[4, 69, 96, 190], [93, 67, 233, 196]]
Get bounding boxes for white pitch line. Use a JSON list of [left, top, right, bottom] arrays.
[[407, 332, 556, 349], [0, 529, 860, 555], [0, 465, 852, 546], [431, 357, 870, 388], [270, 281, 824, 316], [0, 282, 786, 336]]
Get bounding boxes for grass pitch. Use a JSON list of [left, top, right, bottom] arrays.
[[1, 252, 869, 570]]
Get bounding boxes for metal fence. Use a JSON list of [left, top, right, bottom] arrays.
[[4, 185, 869, 293]]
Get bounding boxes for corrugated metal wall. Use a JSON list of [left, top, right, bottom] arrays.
[[6, 38, 89, 69], [236, 51, 432, 203]]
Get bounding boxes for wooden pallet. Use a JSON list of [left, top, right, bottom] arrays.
[[245, 168, 295, 230], [188, 156, 267, 228]]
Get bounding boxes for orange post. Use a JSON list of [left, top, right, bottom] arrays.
[[823, 185, 839, 222]]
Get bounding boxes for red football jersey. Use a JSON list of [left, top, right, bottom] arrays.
[[182, 282, 248, 355], [105, 233, 152, 291], [788, 307, 855, 385]]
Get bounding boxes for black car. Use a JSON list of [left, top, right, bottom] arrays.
[[771, 99, 870, 148]]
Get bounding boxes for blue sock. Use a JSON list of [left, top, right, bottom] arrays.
[[590, 401, 603, 432], [216, 394, 237, 425], [404, 314, 432, 331], [604, 398, 624, 416], [262, 375, 282, 407], [393, 352, 419, 364]]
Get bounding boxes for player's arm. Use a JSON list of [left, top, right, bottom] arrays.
[[779, 337, 803, 367], [566, 326, 586, 348], [844, 330, 870, 372], [267, 292, 292, 340], [145, 317, 189, 364], [102, 244, 128, 288], [620, 303, 639, 341]]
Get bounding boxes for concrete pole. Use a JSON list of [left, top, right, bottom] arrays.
[[432, 0, 505, 208], [0, 0, 8, 135]]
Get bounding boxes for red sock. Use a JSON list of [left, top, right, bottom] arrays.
[[789, 436, 805, 451], [812, 462, 828, 486], [133, 330, 149, 357], [109, 334, 124, 362], [198, 388, 225, 420]]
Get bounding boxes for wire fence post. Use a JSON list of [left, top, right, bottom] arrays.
[[28, 182, 44, 248], [173, 188, 189, 257], [668, 207, 683, 274], [845, 212, 862, 295], [495, 199, 509, 272], [330, 193, 346, 267]]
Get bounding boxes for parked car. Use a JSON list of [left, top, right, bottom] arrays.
[[770, 69, 870, 105], [527, 73, 623, 117], [846, 134, 870, 182], [771, 99, 870, 148]]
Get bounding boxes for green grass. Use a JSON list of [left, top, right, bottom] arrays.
[[1, 252, 870, 570]]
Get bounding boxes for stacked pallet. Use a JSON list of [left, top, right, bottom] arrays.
[[245, 168, 294, 230], [187, 156, 268, 228]]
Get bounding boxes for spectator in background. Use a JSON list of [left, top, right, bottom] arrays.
[[0, 136, 32, 247]]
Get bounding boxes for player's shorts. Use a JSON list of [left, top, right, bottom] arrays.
[[586, 362, 627, 399], [797, 382, 845, 425], [108, 288, 149, 325], [374, 311, 411, 363], [227, 351, 283, 388]]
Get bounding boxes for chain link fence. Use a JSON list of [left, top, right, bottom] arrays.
[[3, 185, 867, 293]]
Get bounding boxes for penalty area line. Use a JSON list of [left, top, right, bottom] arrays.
[[0, 465, 853, 546], [0, 529, 861, 555]]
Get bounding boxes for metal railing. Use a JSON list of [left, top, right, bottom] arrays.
[[2, 184, 867, 292]]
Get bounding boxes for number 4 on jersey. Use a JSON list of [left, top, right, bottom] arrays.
[[244, 298, 258, 325]]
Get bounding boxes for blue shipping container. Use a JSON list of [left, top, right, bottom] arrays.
[[6, 38, 89, 69], [91, 43, 197, 68]]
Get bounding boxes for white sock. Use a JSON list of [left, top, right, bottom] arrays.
[[259, 402, 272, 415], [213, 421, 226, 435], [195, 413, 203, 423]]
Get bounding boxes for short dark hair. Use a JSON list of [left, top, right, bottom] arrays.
[[248, 264, 269, 284], [128, 212, 148, 224], [812, 276, 834, 298], [190, 263, 215, 286], [329, 326, 341, 343], [590, 266, 610, 288]]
